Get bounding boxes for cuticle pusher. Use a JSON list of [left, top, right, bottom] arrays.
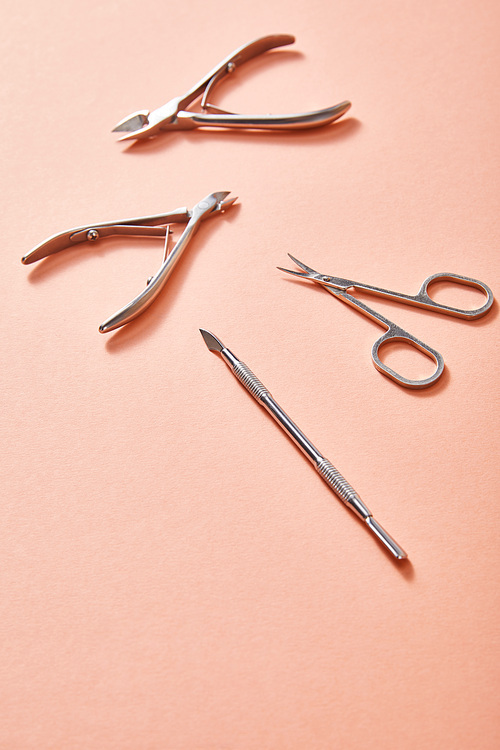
[[200, 329, 407, 560]]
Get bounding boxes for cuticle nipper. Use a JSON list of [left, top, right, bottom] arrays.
[[112, 34, 351, 141], [22, 191, 237, 333]]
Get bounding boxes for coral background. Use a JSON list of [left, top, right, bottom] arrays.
[[1, 0, 499, 747]]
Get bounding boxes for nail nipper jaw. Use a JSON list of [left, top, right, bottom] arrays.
[[190, 191, 237, 221], [112, 98, 185, 141], [111, 109, 150, 134]]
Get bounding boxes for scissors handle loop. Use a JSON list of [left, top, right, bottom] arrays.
[[414, 272, 493, 319], [371, 324, 445, 390]]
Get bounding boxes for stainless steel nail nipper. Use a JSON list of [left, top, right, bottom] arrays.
[[22, 191, 237, 333], [112, 34, 351, 141]]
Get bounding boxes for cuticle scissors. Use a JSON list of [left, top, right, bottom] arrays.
[[279, 255, 494, 389], [112, 34, 351, 141]]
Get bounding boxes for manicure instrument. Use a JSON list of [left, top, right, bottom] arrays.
[[112, 34, 351, 141], [279, 255, 494, 389], [22, 191, 237, 333], [200, 329, 407, 560]]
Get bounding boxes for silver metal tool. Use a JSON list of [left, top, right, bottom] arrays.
[[22, 191, 237, 333], [112, 34, 351, 141], [279, 255, 494, 389], [200, 329, 407, 560]]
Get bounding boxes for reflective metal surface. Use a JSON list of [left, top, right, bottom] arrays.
[[279, 255, 494, 389], [112, 34, 351, 141], [200, 329, 407, 560], [22, 192, 237, 333]]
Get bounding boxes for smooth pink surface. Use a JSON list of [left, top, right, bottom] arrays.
[[1, 1, 499, 748]]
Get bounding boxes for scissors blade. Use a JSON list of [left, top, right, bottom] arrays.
[[277, 265, 312, 279], [279, 256, 354, 295], [277, 254, 321, 280], [286, 254, 319, 275]]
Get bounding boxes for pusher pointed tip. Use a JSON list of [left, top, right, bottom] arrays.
[[200, 329, 224, 352]]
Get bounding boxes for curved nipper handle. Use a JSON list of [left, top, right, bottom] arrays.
[[21, 209, 189, 265], [98, 192, 233, 333], [371, 324, 445, 390], [178, 34, 351, 130], [180, 34, 297, 108], [98, 217, 200, 333], [178, 101, 351, 130]]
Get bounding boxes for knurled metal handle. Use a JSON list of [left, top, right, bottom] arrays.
[[231, 360, 270, 401], [315, 458, 370, 520]]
